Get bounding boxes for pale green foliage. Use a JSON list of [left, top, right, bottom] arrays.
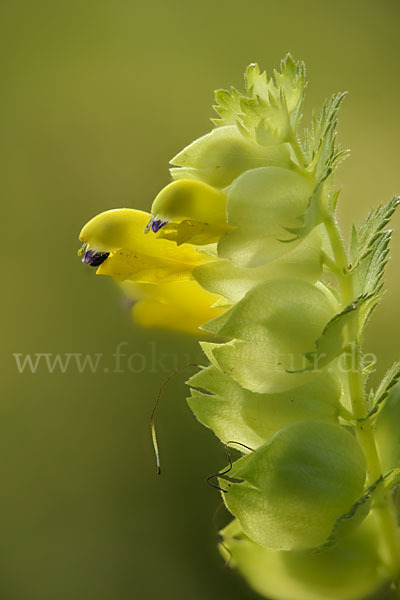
[[170, 125, 290, 189], [177, 57, 400, 600], [213, 54, 306, 144], [219, 421, 366, 550], [220, 517, 384, 600], [303, 92, 349, 180], [350, 197, 400, 266], [188, 367, 340, 449], [79, 52, 400, 600], [347, 197, 400, 333], [201, 279, 337, 393], [366, 360, 400, 419], [162, 54, 400, 599], [193, 227, 323, 303], [351, 197, 400, 300], [218, 166, 314, 267]]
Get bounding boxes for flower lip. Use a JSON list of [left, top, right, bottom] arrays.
[[144, 215, 169, 234], [82, 249, 110, 267]]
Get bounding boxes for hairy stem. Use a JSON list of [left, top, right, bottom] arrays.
[[324, 211, 400, 585]]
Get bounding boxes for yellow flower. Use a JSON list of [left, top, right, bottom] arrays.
[[122, 281, 226, 336], [79, 207, 224, 334], [147, 179, 233, 245]]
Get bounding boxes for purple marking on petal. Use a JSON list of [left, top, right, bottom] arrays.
[[151, 219, 168, 233], [82, 249, 110, 267]]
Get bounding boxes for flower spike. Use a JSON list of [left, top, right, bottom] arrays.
[[78, 54, 400, 598]]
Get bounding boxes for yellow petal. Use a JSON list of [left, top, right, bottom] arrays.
[[123, 281, 225, 336], [79, 208, 213, 283], [151, 179, 227, 224]]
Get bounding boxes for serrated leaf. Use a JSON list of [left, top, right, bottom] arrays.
[[351, 197, 399, 303], [350, 197, 400, 265], [245, 63, 269, 101], [212, 87, 242, 127], [273, 53, 306, 126], [213, 54, 307, 146], [303, 92, 348, 181], [364, 361, 400, 420]]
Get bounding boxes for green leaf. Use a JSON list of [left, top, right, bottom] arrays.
[[365, 360, 400, 420], [273, 53, 306, 126], [350, 197, 400, 265], [213, 54, 307, 145], [350, 197, 400, 303], [244, 63, 269, 101], [212, 87, 242, 127], [356, 231, 391, 295], [303, 92, 349, 181]]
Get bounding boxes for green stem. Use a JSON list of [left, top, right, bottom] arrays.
[[324, 211, 400, 584]]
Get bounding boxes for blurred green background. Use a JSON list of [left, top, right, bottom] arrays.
[[2, 0, 400, 598]]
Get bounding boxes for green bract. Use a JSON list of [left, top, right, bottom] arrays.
[[193, 227, 323, 303], [220, 517, 383, 600], [201, 279, 338, 393], [188, 367, 341, 449], [79, 53, 400, 600], [219, 421, 366, 550], [170, 125, 291, 189], [218, 166, 314, 267], [178, 55, 399, 598]]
